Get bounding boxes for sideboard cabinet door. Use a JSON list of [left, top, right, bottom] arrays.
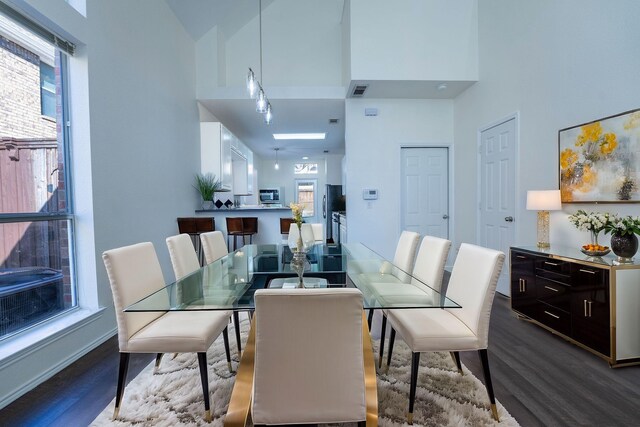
[[510, 250, 538, 319], [570, 264, 611, 356]]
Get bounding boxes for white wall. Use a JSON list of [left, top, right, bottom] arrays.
[[453, 0, 640, 249], [0, 0, 201, 408], [224, 0, 343, 88], [345, 99, 454, 259], [195, 25, 223, 98], [349, 0, 478, 81]]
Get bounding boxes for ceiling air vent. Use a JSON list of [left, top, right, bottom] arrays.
[[351, 84, 369, 97], [329, 118, 339, 124]]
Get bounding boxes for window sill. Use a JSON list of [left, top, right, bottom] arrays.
[[0, 307, 107, 365]]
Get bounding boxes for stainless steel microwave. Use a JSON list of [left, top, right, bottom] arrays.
[[259, 188, 283, 204]]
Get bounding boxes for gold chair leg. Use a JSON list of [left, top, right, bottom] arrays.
[[205, 409, 212, 423], [112, 406, 120, 421], [407, 412, 413, 425], [491, 403, 500, 422]]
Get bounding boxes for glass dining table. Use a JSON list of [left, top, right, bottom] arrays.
[[124, 242, 460, 312]]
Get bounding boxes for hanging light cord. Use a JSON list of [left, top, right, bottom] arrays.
[[259, 0, 263, 85]]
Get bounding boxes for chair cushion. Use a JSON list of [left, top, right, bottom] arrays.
[[125, 310, 231, 353], [387, 308, 480, 352]]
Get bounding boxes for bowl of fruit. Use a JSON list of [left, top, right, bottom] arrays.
[[581, 244, 610, 256]]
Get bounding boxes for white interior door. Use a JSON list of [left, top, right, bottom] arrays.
[[479, 118, 516, 296], [401, 147, 449, 239]]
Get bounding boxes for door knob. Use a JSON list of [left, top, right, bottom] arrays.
[[442, 214, 449, 219], [505, 216, 514, 222]]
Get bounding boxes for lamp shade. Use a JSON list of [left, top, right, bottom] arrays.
[[526, 190, 561, 211]]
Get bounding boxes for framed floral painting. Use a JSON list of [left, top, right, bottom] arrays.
[[559, 108, 640, 203]]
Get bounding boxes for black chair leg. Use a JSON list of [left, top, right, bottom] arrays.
[[408, 352, 420, 425], [479, 349, 499, 422], [197, 352, 212, 422], [450, 351, 463, 375], [222, 326, 232, 373], [233, 311, 242, 355], [378, 313, 387, 369], [154, 353, 163, 373], [367, 309, 374, 331], [386, 326, 396, 371], [113, 352, 130, 420]]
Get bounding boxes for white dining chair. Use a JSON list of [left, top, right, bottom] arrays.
[[200, 230, 228, 264], [166, 233, 238, 359], [102, 242, 230, 422], [376, 235, 451, 367], [357, 230, 420, 328], [385, 243, 505, 423], [200, 230, 244, 353], [287, 222, 316, 249], [225, 288, 377, 426]]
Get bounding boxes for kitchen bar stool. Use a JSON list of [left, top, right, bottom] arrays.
[[176, 217, 215, 265], [226, 217, 258, 251]]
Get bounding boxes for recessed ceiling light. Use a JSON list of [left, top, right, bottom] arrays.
[[302, 156, 309, 160], [273, 133, 326, 140], [437, 83, 448, 91]]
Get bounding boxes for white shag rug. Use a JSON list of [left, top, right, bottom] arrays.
[[92, 319, 519, 427]]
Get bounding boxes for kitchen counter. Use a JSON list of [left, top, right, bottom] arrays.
[[195, 206, 290, 213], [194, 206, 292, 245]]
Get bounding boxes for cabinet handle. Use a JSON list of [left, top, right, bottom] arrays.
[[516, 255, 526, 259], [579, 269, 597, 275], [584, 299, 588, 317], [544, 261, 560, 266], [518, 278, 522, 292], [588, 301, 593, 317], [544, 285, 559, 292], [544, 311, 560, 319]]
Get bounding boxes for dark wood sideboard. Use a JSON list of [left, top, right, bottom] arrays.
[[510, 245, 640, 367]]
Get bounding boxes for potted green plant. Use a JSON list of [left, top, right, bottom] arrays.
[[194, 173, 223, 210]]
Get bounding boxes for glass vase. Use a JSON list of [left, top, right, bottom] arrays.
[[290, 249, 308, 288], [590, 230, 600, 246]]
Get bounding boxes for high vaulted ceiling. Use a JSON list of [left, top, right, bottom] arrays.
[[164, 1, 473, 160]]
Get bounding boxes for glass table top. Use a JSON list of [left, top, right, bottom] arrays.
[[125, 243, 460, 312]]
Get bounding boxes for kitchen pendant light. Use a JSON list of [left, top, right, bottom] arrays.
[[256, 89, 267, 113], [264, 102, 273, 124], [246, 68, 257, 98], [274, 147, 280, 170], [246, 0, 273, 124]]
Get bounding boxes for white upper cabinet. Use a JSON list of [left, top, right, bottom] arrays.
[[200, 122, 233, 192], [201, 122, 254, 196]]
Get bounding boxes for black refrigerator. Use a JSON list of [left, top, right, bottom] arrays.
[[323, 184, 345, 243]]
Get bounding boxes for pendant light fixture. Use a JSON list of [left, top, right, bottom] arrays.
[[246, 0, 273, 124], [274, 147, 280, 170]]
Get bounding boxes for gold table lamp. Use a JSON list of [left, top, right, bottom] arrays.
[[526, 190, 562, 248]]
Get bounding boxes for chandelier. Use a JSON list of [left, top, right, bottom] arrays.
[[246, 0, 272, 125]]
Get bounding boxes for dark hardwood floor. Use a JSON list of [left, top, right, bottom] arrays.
[[2, 295, 640, 426]]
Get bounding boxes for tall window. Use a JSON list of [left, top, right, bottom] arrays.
[[0, 10, 76, 339]]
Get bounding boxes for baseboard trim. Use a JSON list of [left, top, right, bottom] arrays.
[[0, 309, 117, 410]]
